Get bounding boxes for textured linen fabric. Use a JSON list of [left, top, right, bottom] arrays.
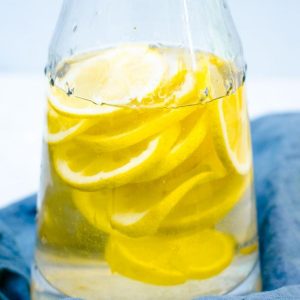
[[1, 113, 300, 299]]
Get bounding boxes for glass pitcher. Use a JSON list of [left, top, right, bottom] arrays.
[[32, 0, 261, 298]]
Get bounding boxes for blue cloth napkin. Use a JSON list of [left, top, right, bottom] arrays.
[[1, 113, 300, 300]]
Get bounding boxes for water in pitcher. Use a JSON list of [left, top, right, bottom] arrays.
[[34, 44, 258, 299]]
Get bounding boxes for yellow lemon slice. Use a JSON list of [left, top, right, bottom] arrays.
[[136, 109, 207, 182], [53, 125, 180, 190], [49, 45, 166, 117], [160, 171, 251, 233], [105, 229, 235, 285], [78, 106, 195, 152], [176, 230, 235, 280], [66, 45, 166, 105], [46, 107, 94, 144], [209, 86, 252, 175], [76, 67, 201, 152], [48, 87, 126, 119], [110, 171, 216, 237], [108, 136, 228, 237]]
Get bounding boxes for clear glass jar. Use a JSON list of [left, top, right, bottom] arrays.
[[32, 0, 261, 298]]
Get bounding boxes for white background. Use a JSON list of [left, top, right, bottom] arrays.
[[1, 0, 300, 206]]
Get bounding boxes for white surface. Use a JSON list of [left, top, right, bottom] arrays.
[[1, 74, 300, 208], [0, 74, 44, 207]]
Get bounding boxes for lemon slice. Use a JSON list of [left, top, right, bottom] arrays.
[[105, 229, 235, 285], [78, 106, 195, 152], [137, 110, 207, 182], [53, 125, 180, 190], [111, 171, 216, 237], [66, 45, 166, 105], [177, 230, 235, 280], [48, 87, 125, 119], [160, 171, 251, 233], [46, 107, 94, 144], [209, 86, 252, 175], [49, 45, 166, 117], [76, 65, 201, 152]]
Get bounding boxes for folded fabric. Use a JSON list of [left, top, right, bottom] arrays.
[[0, 196, 35, 300], [1, 113, 300, 300]]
